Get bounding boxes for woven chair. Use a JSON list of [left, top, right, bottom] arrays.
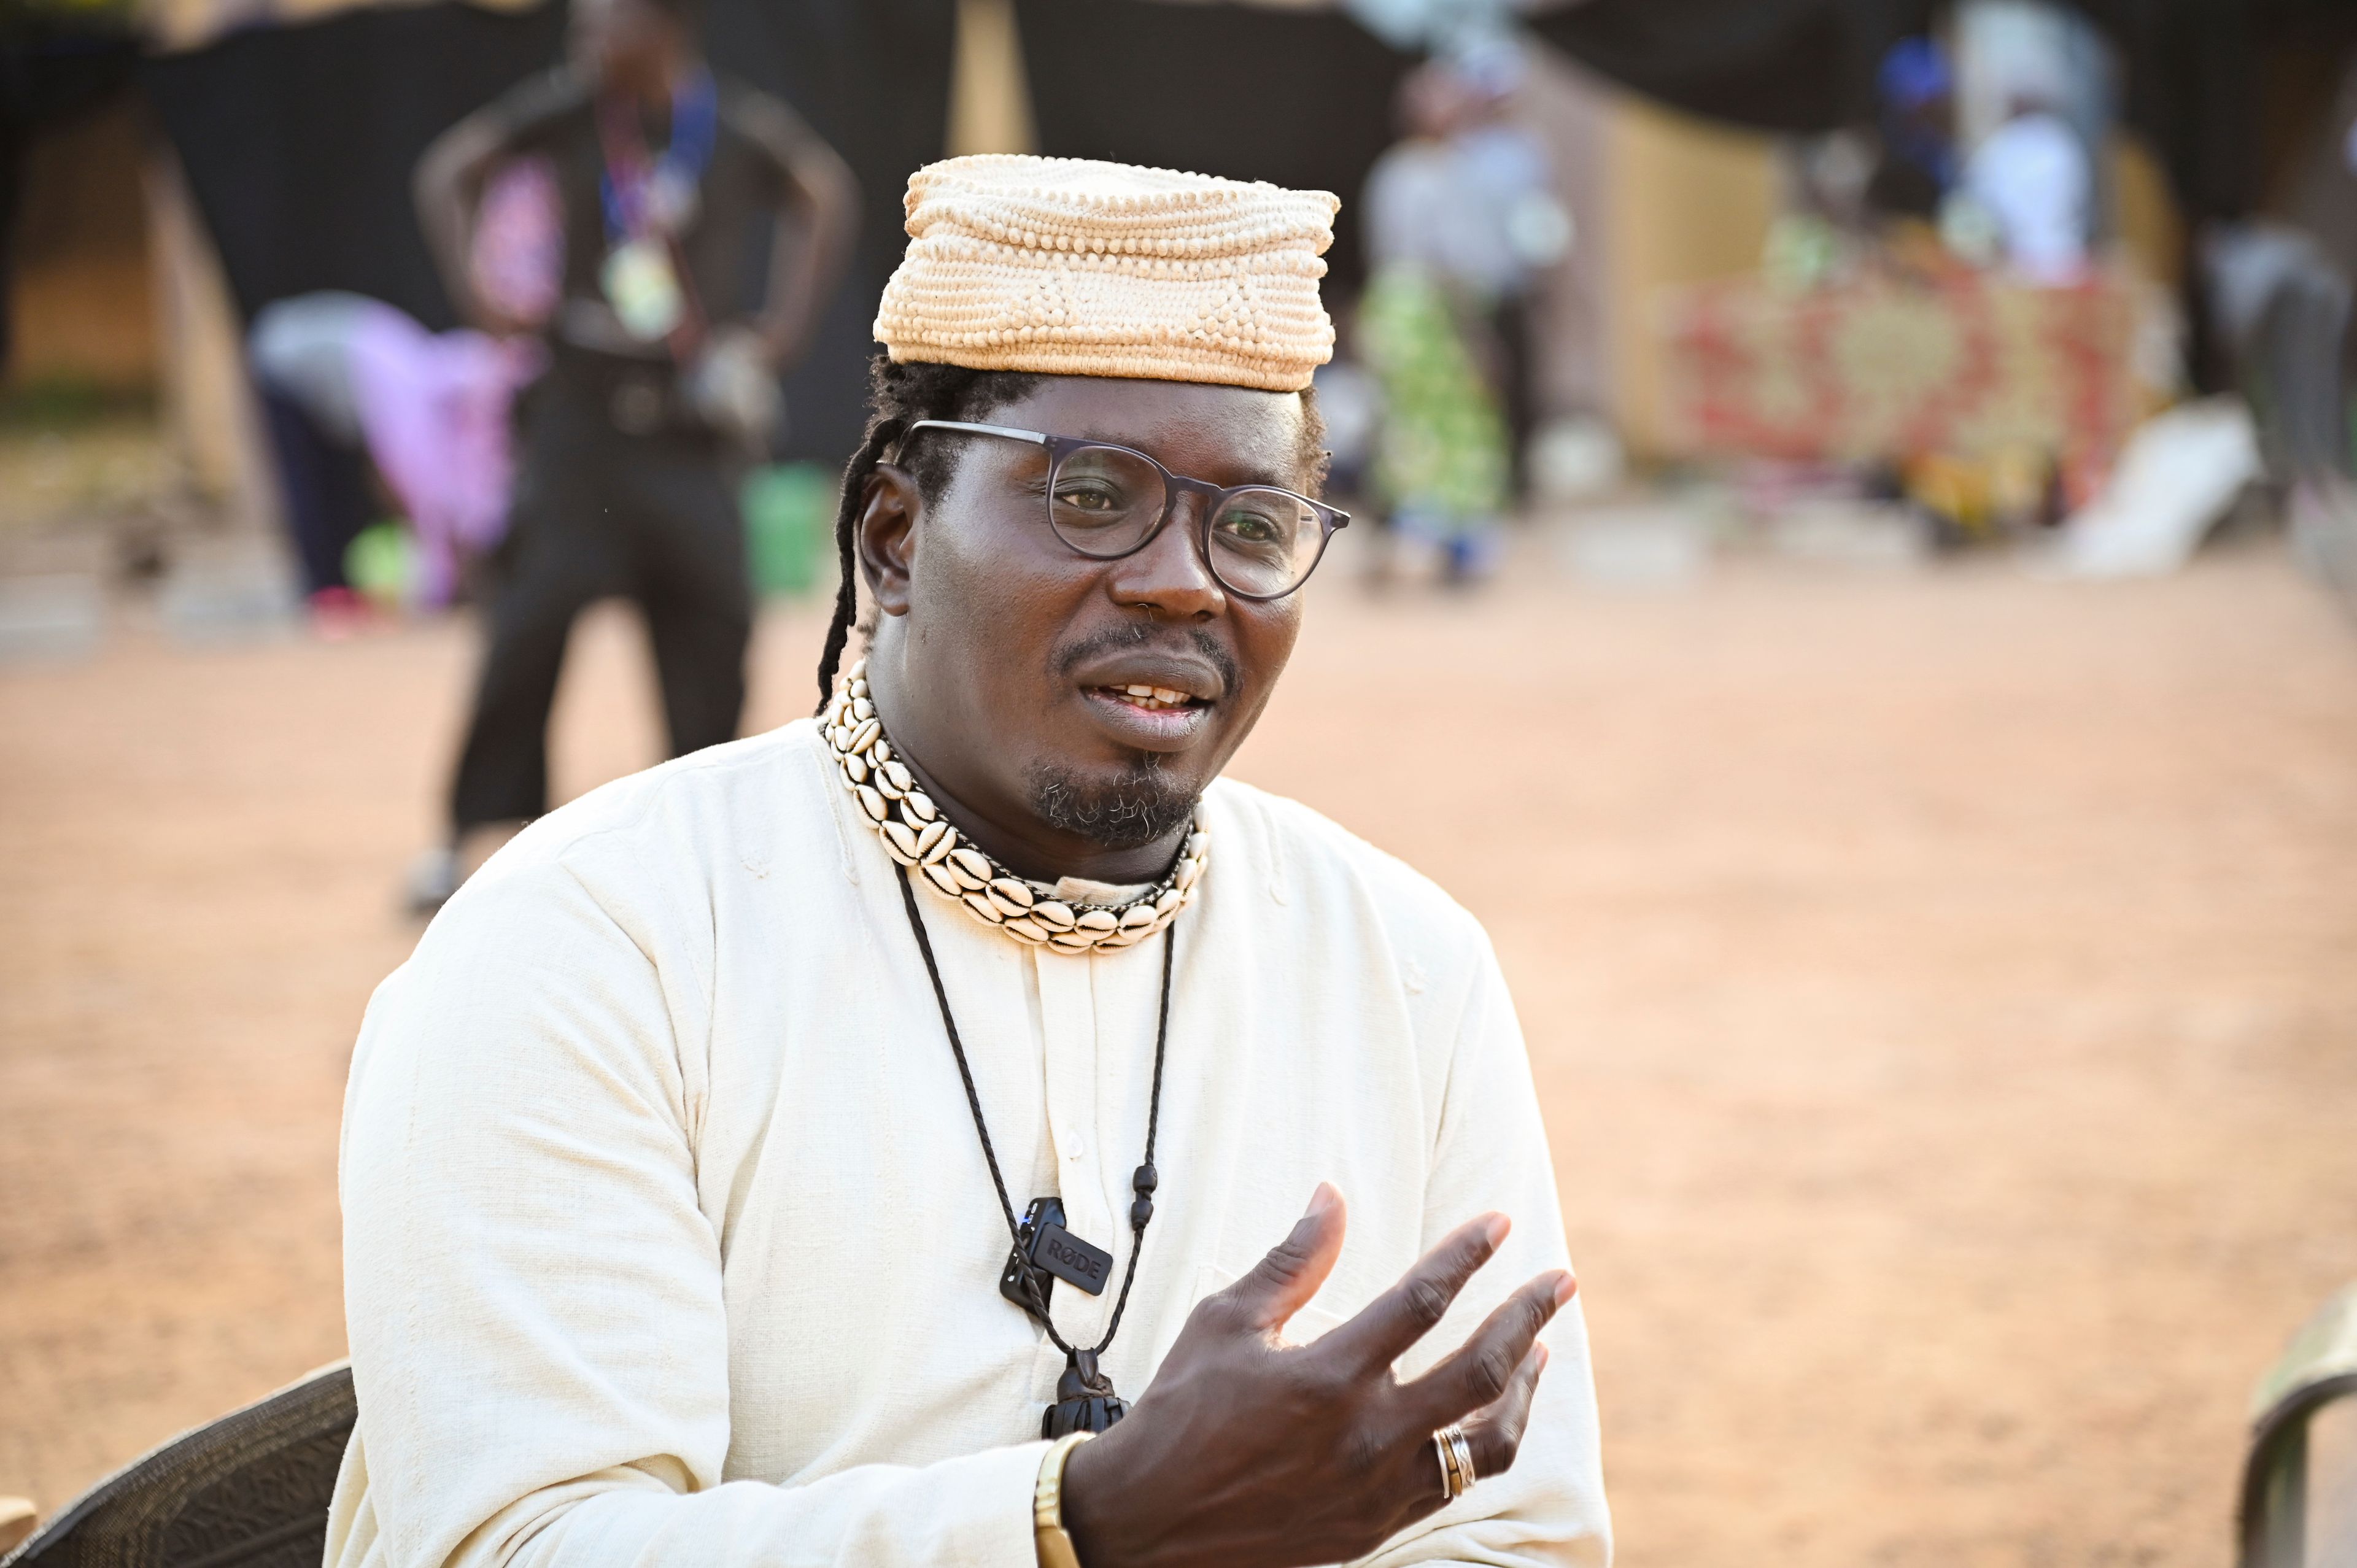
[[2, 1364, 354, 1568], [2240, 1284, 2357, 1568]]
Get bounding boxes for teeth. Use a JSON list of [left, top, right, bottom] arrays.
[[1112, 683, 1194, 709]]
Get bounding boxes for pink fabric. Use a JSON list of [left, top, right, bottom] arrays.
[[347, 303, 541, 608], [472, 156, 564, 328]]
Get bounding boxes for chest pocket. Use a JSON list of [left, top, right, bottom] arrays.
[[1192, 1262, 1350, 1346]]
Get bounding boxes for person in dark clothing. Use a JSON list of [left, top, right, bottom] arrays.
[[1864, 36, 1956, 226], [406, 0, 856, 910]]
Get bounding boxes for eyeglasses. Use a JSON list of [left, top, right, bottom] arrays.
[[895, 420, 1350, 601]]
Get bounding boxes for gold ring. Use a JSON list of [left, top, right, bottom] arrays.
[[1433, 1425, 1475, 1500]]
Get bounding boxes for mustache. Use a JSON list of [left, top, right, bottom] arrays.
[[1050, 621, 1241, 697]]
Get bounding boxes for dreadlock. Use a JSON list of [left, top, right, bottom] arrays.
[[815, 359, 1331, 713]]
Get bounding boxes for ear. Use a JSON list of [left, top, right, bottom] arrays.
[[856, 462, 922, 618]]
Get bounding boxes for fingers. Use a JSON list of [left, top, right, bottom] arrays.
[[1458, 1342, 1549, 1482], [1399, 1269, 1574, 1429], [1383, 1342, 1549, 1534], [1318, 1213, 1511, 1375], [1224, 1183, 1347, 1334]]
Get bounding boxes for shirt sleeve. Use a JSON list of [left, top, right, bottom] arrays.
[[334, 851, 1048, 1568], [1357, 936, 1613, 1568]]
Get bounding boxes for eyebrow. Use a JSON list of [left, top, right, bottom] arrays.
[[1069, 429, 1297, 491]]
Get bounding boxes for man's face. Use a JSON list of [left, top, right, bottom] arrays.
[[568, 0, 675, 88], [861, 376, 1317, 871]]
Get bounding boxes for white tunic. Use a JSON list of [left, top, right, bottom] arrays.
[[327, 720, 1609, 1568]]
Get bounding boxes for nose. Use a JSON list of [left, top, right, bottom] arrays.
[[1102, 490, 1226, 621]]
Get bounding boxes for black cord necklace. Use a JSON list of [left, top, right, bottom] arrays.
[[896, 866, 1174, 1437]]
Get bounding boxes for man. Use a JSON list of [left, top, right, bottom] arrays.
[[404, 0, 857, 911], [332, 155, 1608, 1568]]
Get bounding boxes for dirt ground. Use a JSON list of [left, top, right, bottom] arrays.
[[4, 543, 2356, 1567]]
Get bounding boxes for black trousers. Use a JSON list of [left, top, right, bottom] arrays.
[[257, 386, 374, 595], [448, 365, 751, 834], [1487, 294, 1538, 503]]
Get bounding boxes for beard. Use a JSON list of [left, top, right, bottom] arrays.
[[1025, 756, 1201, 853]]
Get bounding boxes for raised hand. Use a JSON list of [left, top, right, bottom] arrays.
[[1059, 1183, 1575, 1568]]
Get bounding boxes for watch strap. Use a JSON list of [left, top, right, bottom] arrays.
[[1034, 1430, 1094, 1568]]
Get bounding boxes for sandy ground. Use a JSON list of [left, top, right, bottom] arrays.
[[4, 543, 2356, 1567]]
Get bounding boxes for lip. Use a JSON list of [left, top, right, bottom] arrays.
[[1070, 651, 1226, 704], [1070, 651, 1226, 752], [1079, 687, 1214, 750]]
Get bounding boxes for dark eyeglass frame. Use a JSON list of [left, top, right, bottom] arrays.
[[892, 419, 1350, 601]]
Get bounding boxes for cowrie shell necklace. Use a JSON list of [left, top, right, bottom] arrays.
[[823, 660, 1207, 954]]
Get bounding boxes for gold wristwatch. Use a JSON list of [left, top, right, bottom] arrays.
[[1034, 1431, 1094, 1568]]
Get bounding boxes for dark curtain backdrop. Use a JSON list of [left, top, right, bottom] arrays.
[[141, 3, 568, 331], [1534, 0, 2357, 226], [1531, 0, 1932, 135], [140, 0, 954, 464], [1013, 0, 1414, 298]]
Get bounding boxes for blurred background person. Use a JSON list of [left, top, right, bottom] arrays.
[[2199, 44, 2357, 601], [247, 290, 536, 635], [1864, 36, 1959, 232], [1360, 57, 1518, 587], [1957, 91, 2093, 282], [403, 0, 856, 912], [1446, 42, 1573, 501]]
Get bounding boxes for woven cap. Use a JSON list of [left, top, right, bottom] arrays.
[[874, 155, 1340, 394]]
